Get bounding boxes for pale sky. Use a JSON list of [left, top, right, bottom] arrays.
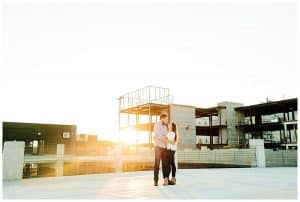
[[1, 0, 298, 141]]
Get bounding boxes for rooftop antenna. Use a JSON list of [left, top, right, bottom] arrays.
[[265, 97, 271, 103], [265, 97, 268, 103]]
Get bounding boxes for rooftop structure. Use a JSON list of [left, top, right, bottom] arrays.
[[118, 86, 172, 145], [119, 86, 172, 112]]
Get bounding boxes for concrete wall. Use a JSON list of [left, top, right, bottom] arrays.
[[265, 149, 297, 167], [177, 148, 297, 167], [170, 104, 196, 149], [218, 102, 243, 146], [177, 149, 253, 166]]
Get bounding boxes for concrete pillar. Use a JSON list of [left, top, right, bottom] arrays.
[[283, 123, 287, 143], [115, 144, 123, 172], [218, 102, 243, 146], [55, 160, 64, 176], [249, 139, 266, 168], [56, 144, 64, 176], [3, 141, 25, 180]]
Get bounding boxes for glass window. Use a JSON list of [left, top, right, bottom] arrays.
[[244, 117, 251, 125], [197, 136, 210, 144], [262, 113, 284, 123], [272, 130, 281, 143], [291, 128, 297, 143], [196, 117, 209, 126], [213, 136, 219, 144], [212, 116, 219, 126], [262, 131, 281, 143], [288, 111, 293, 121], [263, 131, 272, 143]]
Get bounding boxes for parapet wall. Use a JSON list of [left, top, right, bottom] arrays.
[[177, 149, 297, 167], [177, 149, 254, 166], [265, 149, 297, 167]]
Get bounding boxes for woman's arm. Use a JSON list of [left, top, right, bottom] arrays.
[[166, 131, 178, 145], [175, 129, 179, 144], [167, 139, 176, 144]]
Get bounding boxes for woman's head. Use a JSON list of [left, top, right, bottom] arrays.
[[168, 122, 177, 141], [168, 122, 176, 131]]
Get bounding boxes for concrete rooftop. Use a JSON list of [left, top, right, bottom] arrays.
[[3, 167, 297, 199]]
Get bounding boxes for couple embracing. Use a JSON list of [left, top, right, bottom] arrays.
[[153, 113, 179, 186]]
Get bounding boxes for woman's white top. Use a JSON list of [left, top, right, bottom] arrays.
[[166, 131, 177, 151]]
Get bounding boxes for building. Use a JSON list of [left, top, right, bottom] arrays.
[[195, 102, 244, 149], [235, 98, 297, 149], [196, 98, 298, 149], [2, 122, 77, 155], [118, 86, 297, 150]]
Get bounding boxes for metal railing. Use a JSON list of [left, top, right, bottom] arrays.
[[119, 86, 172, 110]]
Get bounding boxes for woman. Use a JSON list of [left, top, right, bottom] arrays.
[[163, 122, 179, 186]]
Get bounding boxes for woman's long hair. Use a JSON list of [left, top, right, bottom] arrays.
[[171, 122, 177, 141]]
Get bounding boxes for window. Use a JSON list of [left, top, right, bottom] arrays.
[[262, 113, 283, 123], [263, 131, 281, 143], [63, 132, 70, 138]]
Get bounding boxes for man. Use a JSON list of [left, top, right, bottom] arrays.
[[153, 113, 168, 186]]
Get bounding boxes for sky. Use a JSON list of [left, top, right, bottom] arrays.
[[1, 0, 298, 141]]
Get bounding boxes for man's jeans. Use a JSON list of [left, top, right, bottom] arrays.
[[154, 146, 167, 182]]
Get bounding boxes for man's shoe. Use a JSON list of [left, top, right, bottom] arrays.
[[163, 178, 169, 186], [154, 181, 158, 186]]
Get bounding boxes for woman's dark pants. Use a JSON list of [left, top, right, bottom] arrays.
[[166, 150, 176, 178]]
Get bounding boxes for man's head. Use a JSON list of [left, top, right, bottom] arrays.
[[159, 113, 168, 125]]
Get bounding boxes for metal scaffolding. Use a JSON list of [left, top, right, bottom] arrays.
[[118, 86, 172, 147]]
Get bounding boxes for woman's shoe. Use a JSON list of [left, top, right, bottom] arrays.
[[171, 177, 176, 185], [163, 178, 169, 186], [168, 179, 175, 185]]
